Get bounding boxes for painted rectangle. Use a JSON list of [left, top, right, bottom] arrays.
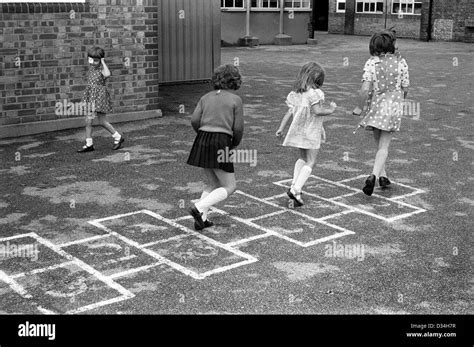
[[274, 176, 358, 199], [14, 262, 127, 314], [266, 194, 349, 219], [97, 212, 188, 246], [145, 234, 253, 278], [218, 190, 284, 219], [0, 234, 68, 277], [251, 211, 352, 245], [331, 193, 423, 221], [62, 236, 160, 278], [178, 213, 269, 245], [337, 176, 425, 200]]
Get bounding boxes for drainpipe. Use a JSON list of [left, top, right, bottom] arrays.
[[427, 0, 433, 41]]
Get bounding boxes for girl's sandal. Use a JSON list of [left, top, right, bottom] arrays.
[[287, 188, 304, 207]]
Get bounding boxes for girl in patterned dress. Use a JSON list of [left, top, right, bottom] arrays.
[[77, 47, 124, 153], [354, 32, 410, 196], [276, 62, 337, 206]]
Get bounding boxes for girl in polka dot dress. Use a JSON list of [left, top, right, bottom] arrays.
[[354, 31, 410, 196], [77, 47, 124, 153]]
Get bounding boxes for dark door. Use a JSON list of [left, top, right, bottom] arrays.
[[312, 0, 329, 31]]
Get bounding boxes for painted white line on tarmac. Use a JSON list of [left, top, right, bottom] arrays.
[[58, 234, 112, 248], [108, 262, 164, 280]]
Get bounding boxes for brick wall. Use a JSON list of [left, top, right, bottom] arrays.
[[0, 0, 159, 127], [429, 0, 473, 42]]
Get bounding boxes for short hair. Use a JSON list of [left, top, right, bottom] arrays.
[[369, 32, 395, 56], [293, 62, 325, 93], [211, 64, 242, 90], [87, 46, 105, 60]]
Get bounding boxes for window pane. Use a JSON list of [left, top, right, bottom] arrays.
[[407, 3, 413, 13], [370, 2, 375, 11], [414, 2, 422, 14], [338, 3, 346, 11], [376, 2, 383, 12], [302, 0, 310, 8], [252, 0, 257, 7], [356, 2, 363, 12]]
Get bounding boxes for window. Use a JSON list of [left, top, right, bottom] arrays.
[[221, 0, 245, 9], [392, 0, 422, 15], [284, 0, 310, 9], [221, 0, 310, 10], [336, 0, 346, 13], [252, 0, 279, 8], [356, 1, 384, 13]]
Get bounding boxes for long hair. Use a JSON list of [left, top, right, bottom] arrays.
[[293, 62, 325, 93]]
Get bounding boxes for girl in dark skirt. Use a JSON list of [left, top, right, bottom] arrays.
[[187, 64, 244, 230]]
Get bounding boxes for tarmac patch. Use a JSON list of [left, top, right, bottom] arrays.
[[272, 262, 340, 282]]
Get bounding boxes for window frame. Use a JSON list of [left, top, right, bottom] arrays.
[[355, 0, 385, 14], [221, 0, 311, 11], [336, 0, 346, 13], [391, 0, 422, 16]]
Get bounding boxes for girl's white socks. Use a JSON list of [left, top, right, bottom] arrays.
[[86, 138, 93, 146], [293, 165, 312, 193], [195, 187, 228, 212], [199, 191, 210, 221], [112, 132, 121, 141], [292, 159, 306, 187]]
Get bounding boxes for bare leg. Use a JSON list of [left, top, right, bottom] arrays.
[[97, 113, 116, 134], [85, 117, 93, 139], [372, 130, 392, 178], [373, 129, 387, 177]]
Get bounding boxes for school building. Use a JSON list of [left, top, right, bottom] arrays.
[[0, 0, 221, 138], [327, 0, 474, 42], [221, 0, 474, 44]]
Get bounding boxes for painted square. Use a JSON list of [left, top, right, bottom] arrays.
[[145, 234, 251, 278], [62, 236, 159, 277], [217, 191, 283, 219], [14, 262, 128, 314], [331, 193, 422, 221], [274, 176, 357, 199], [0, 235, 68, 277], [178, 213, 268, 245], [266, 194, 349, 219], [251, 211, 349, 245], [337, 177, 423, 200], [98, 212, 187, 245]]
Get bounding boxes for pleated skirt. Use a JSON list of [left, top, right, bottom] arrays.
[[187, 131, 234, 173]]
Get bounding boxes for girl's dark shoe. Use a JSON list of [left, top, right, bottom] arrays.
[[287, 188, 304, 207], [77, 145, 95, 153], [113, 137, 124, 150], [362, 174, 376, 196], [195, 219, 214, 231], [189, 205, 205, 230], [379, 176, 391, 188]]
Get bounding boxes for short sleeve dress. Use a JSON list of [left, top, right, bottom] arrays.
[[282, 88, 326, 149], [358, 54, 409, 132], [82, 64, 113, 114]]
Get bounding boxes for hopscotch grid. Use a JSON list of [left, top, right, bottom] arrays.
[[90, 214, 258, 280], [108, 262, 164, 280]]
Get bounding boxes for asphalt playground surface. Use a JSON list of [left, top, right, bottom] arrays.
[[0, 34, 472, 315]]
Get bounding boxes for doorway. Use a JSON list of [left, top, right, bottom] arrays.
[[312, 0, 329, 32]]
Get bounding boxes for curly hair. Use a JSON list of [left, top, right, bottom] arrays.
[[87, 46, 105, 60], [369, 32, 395, 56], [293, 62, 325, 93], [211, 64, 242, 90]]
